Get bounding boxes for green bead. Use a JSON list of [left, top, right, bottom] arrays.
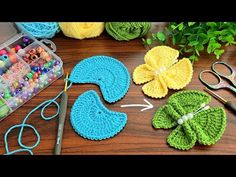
[[4, 93, 11, 99], [44, 63, 49, 68], [27, 73, 33, 79], [48, 61, 53, 67], [0, 60, 5, 68]]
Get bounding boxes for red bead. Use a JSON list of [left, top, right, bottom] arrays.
[[0, 49, 7, 56], [15, 45, 22, 52], [33, 73, 38, 79], [28, 49, 36, 55]]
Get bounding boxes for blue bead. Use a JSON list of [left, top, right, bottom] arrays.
[[12, 91, 17, 96], [43, 68, 49, 73], [0, 54, 9, 61], [0, 69, 3, 75], [32, 66, 39, 72]]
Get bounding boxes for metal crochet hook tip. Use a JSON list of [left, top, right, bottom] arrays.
[[204, 87, 227, 104], [64, 72, 69, 92]]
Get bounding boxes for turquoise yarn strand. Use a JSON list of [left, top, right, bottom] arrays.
[[4, 82, 72, 155]]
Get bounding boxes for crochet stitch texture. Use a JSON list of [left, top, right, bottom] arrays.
[[69, 55, 130, 103], [70, 90, 127, 140], [105, 22, 151, 41], [59, 22, 104, 39], [152, 90, 226, 150], [15, 22, 60, 38], [133, 46, 193, 98]]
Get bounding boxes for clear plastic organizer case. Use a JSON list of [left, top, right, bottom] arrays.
[[0, 24, 63, 121]]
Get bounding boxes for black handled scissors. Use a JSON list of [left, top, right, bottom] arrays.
[[199, 61, 236, 93]]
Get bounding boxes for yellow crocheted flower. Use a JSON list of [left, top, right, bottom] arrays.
[[133, 46, 193, 98]]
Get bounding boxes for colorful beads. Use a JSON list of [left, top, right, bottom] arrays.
[[22, 45, 51, 64], [0, 35, 62, 119], [0, 52, 15, 76], [10, 36, 33, 53]]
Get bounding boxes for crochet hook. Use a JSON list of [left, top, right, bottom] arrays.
[[204, 87, 236, 114], [55, 72, 69, 155]]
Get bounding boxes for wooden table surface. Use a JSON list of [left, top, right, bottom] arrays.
[[0, 23, 236, 155]]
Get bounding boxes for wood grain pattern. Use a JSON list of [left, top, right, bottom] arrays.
[[1, 23, 236, 154]]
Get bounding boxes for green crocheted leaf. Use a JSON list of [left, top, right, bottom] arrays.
[[167, 123, 197, 150], [152, 105, 179, 129], [189, 107, 226, 145], [168, 90, 211, 115]]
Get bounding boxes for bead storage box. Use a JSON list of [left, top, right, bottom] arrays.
[[0, 23, 63, 121]]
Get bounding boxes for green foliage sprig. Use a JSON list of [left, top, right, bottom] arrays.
[[144, 22, 236, 62]]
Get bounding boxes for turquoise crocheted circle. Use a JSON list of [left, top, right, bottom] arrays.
[[69, 55, 130, 103], [70, 90, 127, 140]]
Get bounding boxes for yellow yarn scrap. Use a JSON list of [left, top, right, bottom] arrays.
[[133, 46, 193, 98], [59, 22, 105, 39]]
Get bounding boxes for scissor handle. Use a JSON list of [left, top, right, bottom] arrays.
[[211, 61, 236, 87], [199, 70, 226, 90]]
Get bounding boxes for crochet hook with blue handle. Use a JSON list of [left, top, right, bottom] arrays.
[[55, 73, 69, 155]]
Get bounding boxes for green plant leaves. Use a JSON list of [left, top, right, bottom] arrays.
[[178, 23, 184, 30], [207, 39, 221, 54], [156, 32, 166, 42], [188, 41, 199, 46], [144, 22, 236, 62], [188, 22, 195, 26], [189, 55, 199, 61], [214, 49, 224, 59], [206, 22, 217, 28], [146, 38, 153, 45]]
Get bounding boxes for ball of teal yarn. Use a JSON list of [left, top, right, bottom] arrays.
[[15, 22, 60, 38], [105, 22, 152, 41], [0, 99, 10, 118]]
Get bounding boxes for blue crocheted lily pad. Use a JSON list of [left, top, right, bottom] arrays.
[[69, 55, 130, 103], [70, 90, 127, 140]]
